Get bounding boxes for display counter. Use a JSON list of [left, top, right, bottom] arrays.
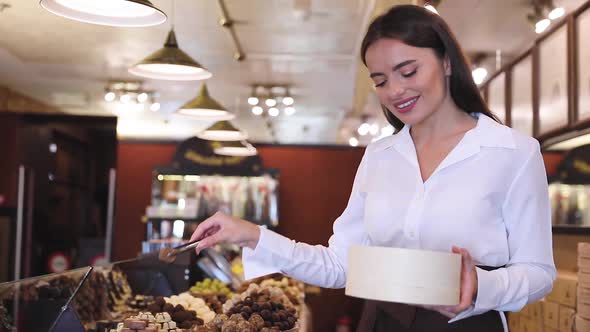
[[0, 249, 309, 332]]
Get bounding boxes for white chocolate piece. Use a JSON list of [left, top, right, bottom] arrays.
[[155, 312, 172, 322], [138, 312, 156, 322]]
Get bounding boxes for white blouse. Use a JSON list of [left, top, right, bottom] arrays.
[[242, 113, 556, 326]]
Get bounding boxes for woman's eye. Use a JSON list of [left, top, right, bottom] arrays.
[[374, 80, 386, 88], [402, 69, 417, 78]]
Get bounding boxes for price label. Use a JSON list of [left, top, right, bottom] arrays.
[[47, 252, 71, 273]]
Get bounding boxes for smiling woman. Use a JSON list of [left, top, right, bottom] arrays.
[[361, 5, 498, 132], [186, 4, 556, 332]]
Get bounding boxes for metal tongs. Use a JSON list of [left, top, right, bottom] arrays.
[[157, 240, 200, 263]]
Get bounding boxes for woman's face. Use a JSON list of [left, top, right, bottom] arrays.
[[365, 38, 451, 126]]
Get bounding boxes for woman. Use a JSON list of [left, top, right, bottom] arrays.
[[190, 5, 556, 332]]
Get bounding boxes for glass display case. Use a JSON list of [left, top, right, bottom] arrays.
[[549, 144, 590, 233], [549, 183, 590, 226], [0, 250, 307, 332], [0, 249, 241, 332], [147, 173, 278, 226], [0, 267, 92, 332], [143, 172, 279, 253]]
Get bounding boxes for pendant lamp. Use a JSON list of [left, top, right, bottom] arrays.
[[176, 84, 234, 120], [214, 140, 257, 157], [129, 29, 212, 81], [39, 0, 166, 27], [197, 121, 247, 141]]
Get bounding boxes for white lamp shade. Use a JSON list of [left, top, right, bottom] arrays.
[[39, 0, 167, 27], [214, 141, 257, 157], [197, 130, 247, 141]]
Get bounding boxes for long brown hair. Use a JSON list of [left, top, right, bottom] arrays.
[[360, 5, 499, 131]]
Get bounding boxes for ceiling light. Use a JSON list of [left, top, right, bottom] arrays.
[[251, 106, 263, 115], [358, 123, 370, 136], [39, 0, 166, 27], [265, 98, 277, 107], [197, 121, 247, 141], [535, 18, 551, 34], [268, 107, 279, 117], [104, 91, 116, 102], [282, 96, 294, 106], [137, 92, 148, 103], [369, 123, 379, 136], [472, 67, 488, 85], [129, 29, 212, 81], [284, 107, 296, 116], [120, 94, 131, 103], [349, 137, 359, 147], [214, 140, 257, 157], [150, 102, 160, 112], [424, 4, 438, 15], [381, 125, 394, 136], [175, 84, 235, 120], [548, 7, 565, 20], [247, 97, 259, 106]]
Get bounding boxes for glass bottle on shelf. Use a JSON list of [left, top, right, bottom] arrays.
[[231, 178, 246, 219], [207, 179, 221, 216], [197, 185, 208, 220], [260, 186, 271, 227], [566, 188, 581, 225], [244, 182, 256, 222]]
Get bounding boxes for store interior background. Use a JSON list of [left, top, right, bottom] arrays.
[[1, 0, 590, 330]]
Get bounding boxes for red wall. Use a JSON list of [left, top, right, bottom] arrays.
[[114, 142, 366, 330], [114, 143, 177, 258], [543, 152, 564, 178]]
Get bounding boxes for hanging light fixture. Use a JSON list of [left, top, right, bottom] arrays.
[[129, 29, 212, 80], [214, 140, 257, 157], [548, 6, 565, 20], [175, 84, 235, 120], [39, 0, 166, 27], [527, 2, 552, 34], [423, 0, 440, 15], [197, 121, 247, 141], [472, 67, 488, 85]]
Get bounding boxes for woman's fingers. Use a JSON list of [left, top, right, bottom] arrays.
[[449, 246, 477, 313], [188, 211, 260, 252], [190, 217, 219, 242], [195, 232, 223, 254]]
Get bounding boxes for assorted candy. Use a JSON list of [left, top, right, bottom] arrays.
[[190, 278, 232, 298], [146, 296, 205, 329]]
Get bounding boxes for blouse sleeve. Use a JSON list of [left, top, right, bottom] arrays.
[[242, 150, 370, 288], [451, 140, 557, 322]]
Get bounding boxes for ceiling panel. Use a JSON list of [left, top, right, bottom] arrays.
[[0, 0, 587, 144]]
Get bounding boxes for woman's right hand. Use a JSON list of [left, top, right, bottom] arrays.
[[189, 211, 261, 254]]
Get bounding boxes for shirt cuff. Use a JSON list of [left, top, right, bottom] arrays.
[[448, 267, 496, 323], [448, 305, 475, 323], [242, 227, 294, 280], [473, 266, 504, 313]]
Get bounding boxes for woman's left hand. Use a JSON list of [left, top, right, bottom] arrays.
[[422, 246, 478, 319]]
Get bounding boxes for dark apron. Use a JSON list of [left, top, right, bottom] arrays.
[[356, 266, 504, 332]]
